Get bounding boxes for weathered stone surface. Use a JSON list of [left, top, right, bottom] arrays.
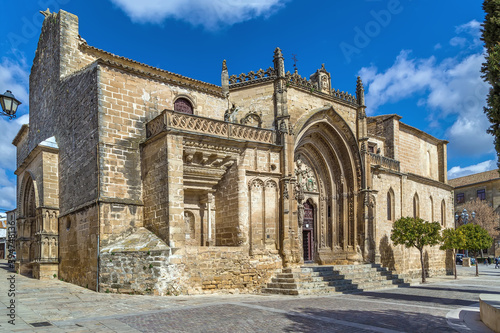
[[13, 9, 454, 295]]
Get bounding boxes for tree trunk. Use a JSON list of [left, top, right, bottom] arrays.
[[453, 249, 457, 279], [420, 248, 426, 283], [475, 255, 479, 277]]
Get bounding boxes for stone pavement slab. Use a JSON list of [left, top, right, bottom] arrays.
[[0, 260, 497, 332]]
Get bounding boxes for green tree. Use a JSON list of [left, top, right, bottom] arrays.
[[391, 217, 442, 283], [459, 223, 493, 276], [481, 0, 500, 168], [440, 228, 466, 279]]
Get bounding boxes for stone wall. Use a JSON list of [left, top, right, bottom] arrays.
[[372, 169, 453, 276], [288, 87, 358, 134], [141, 135, 170, 245], [58, 204, 99, 290], [99, 203, 144, 248], [398, 126, 439, 180], [215, 163, 240, 246], [100, 247, 282, 295], [228, 83, 275, 129], [183, 247, 282, 294], [100, 250, 173, 295]]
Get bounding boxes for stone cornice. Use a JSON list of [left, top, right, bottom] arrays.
[[12, 124, 29, 146], [399, 122, 448, 145], [371, 167, 453, 191], [407, 173, 454, 191], [58, 197, 144, 219]]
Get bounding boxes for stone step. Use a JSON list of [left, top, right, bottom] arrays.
[[262, 264, 409, 296]]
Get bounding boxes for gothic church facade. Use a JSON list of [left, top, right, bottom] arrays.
[[13, 10, 453, 294]]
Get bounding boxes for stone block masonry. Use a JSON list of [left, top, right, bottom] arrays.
[[100, 247, 282, 295]]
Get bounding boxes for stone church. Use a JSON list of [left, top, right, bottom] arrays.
[[13, 10, 453, 295]]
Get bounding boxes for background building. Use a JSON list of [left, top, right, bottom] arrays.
[[0, 215, 6, 259], [13, 10, 454, 294], [449, 169, 500, 256]]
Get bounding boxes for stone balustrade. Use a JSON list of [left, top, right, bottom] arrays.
[[146, 110, 275, 144], [368, 152, 400, 172]]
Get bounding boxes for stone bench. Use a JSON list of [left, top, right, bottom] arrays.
[[480, 294, 500, 332]]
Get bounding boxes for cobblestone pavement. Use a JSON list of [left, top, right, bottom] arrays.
[[0, 260, 497, 332]]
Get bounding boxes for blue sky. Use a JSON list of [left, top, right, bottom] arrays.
[[0, 0, 493, 210]]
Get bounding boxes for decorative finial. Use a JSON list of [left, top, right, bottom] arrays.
[[274, 47, 283, 58], [292, 53, 298, 72], [40, 8, 51, 17], [321, 63, 326, 71], [221, 59, 229, 96], [356, 76, 365, 106]]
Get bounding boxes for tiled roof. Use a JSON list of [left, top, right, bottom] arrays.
[[448, 169, 500, 188]]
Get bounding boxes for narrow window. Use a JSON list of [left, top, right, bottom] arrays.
[[477, 189, 486, 201], [413, 194, 419, 219], [430, 196, 434, 222], [456, 193, 464, 204], [441, 200, 446, 226], [387, 192, 392, 221]]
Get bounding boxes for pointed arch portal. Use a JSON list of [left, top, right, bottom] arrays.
[[295, 108, 364, 263]]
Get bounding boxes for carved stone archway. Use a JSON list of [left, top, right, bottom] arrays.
[[18, 173, 37, 276], [294, 108, 364, 264]]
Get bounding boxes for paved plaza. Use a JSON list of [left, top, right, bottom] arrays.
[[0, 260, 497, 332]]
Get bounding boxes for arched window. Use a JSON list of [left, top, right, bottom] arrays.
[[174, 97, 194, 114], [413, 193, 419, 219], [441, 200, 446, 226], [387, 189, 394, 221], [429, 196, 434, 222]]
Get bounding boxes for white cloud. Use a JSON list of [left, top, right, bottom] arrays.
[[358, 50, 439, 112], [359, 19, 495, 176], [453, 20, 482, 49], [448, 160, 497, 179], [455, 20, 481, 37], [0, 58, 29, 104], [449, 37, 467, 48], [110, 0, 287, 30], [0, 57, 30, 211]]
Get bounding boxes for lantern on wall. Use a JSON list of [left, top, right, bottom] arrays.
[[0, 90, 21, 119]]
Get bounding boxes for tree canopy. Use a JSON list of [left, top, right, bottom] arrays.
[[457, 198, 500, 239], [481, 0, 500, 168], [391, 217, 441, 283], [459, 223, 493, 276]]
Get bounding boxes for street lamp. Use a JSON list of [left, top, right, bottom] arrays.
[[455, 208, 476, 257], [0, 90, 21, 119]]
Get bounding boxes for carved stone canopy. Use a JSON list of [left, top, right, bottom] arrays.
[[240, 112, 262, 128], [294, 157, 318, 193], [183, 147, 236, 192]]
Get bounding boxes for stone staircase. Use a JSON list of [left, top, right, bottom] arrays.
[[261, 264, 409, 295]]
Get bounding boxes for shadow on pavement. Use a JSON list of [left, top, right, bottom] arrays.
[[0, 261, 15, 273], [282, 308, 455, 333], [358, 290, 475, 307], [413, 285, 500, 296]]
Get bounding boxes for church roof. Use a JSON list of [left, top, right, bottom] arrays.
[[449, 169, 500, 188], [80, 43, 224, 97]]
